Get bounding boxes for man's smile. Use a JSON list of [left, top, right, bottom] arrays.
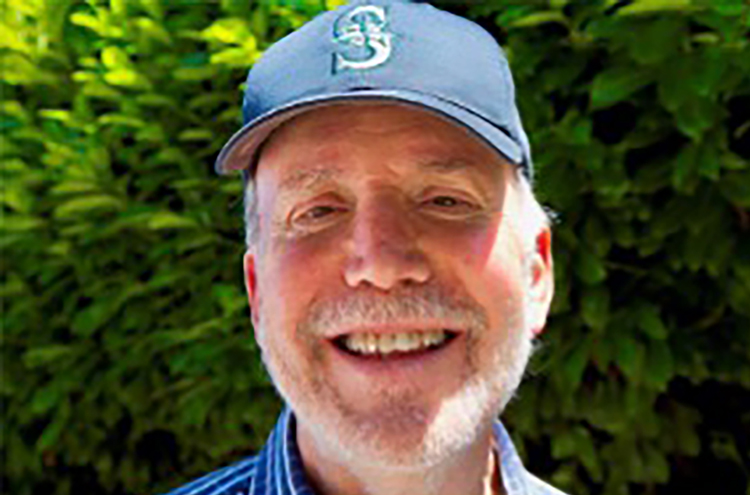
[[332, 329, 461, 357], [324, 327, 467, 382]]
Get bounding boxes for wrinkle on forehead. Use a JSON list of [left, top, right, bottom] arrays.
[[280, 166, 346, 193], [279, 159, 493, 193]]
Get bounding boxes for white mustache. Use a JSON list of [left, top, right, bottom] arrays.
[[300, 285, 489, 335]]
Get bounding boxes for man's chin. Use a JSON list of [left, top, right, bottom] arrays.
[[305, 395, 490, 471], [363, 376, 506, 470], [293, 401, 436, 469], [332, 421, 444, 471]]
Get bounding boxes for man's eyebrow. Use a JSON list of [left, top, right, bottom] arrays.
[[278, 166, 344, 192], [417, 158, 490, 176]]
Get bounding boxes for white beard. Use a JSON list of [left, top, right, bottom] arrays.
[[256, 279, 535, 478]]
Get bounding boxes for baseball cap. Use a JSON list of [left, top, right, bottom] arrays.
[[215, 0, 533, 180]]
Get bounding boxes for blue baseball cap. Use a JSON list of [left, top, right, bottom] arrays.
[[215, 0, 533, 180]]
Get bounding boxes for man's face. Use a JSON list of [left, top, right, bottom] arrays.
[[244, 103, 552, 469]]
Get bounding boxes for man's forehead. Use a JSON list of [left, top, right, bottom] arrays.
[[274, 158, 498, 193]]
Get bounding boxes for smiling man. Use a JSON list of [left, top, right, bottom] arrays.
[[166, 1, 564, 494]]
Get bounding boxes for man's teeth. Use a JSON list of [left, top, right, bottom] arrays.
[[341, 330, 449, 355]]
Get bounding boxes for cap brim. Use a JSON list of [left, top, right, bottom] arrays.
[[215, 89, 522, 175]]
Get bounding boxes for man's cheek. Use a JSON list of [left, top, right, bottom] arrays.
[[425, 221, 501, 267]]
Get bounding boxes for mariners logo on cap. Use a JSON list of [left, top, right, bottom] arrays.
[[333, 5, 392, 73]]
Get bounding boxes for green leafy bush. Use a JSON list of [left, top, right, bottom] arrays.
[[2, 1, 748, 494]]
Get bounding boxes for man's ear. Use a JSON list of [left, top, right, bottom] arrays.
[[528, 227, 554, 336], [243, 250, 260, 329]]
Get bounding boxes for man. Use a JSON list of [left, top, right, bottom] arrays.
[[167, 0, 563, 494]]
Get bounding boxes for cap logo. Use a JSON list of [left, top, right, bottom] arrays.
[[333, 5, 391, 73]]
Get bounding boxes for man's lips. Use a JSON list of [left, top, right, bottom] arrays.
[[329, 327, 462, 358], [326, 331, 464, 383], [324, 324, 465, 341]]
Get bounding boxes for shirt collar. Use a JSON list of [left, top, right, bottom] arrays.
[[250, 405, 534, 495]]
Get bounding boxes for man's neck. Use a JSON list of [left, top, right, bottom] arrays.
[[296, 421, 504, 495]]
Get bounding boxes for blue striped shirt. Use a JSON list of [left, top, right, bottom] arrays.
[[164, 406, 567, 495]]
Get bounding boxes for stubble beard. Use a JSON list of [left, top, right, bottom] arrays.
[[256, 283, 533, 474]]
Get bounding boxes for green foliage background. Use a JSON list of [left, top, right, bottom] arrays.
[[2, 0, 749, 494]]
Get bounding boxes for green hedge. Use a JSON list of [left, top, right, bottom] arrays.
[[2, 1, 749, 494]]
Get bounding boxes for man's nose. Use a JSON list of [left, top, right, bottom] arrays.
[[343, 200, 431, 290]]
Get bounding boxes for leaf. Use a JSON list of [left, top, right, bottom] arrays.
[[38, 109, 72, 123], [584, 215, 611, 256], [541, 56, 588, 92], [636, 303, 668, 340], [498, 3, 542, 24], [658, 56, 693, 112], [212, 284, 246, 316], [98, 113, 145, 127], [37, 412, 67, 450], [0, 215, 45, 231], [174, 66, 219, 81], [177, 128, 214, 141], [135, 93, 176, 107], [574, 248, 608, 285], [511, 11, 567, 28], [23, 345, 75, 368], [581, 286, 610, 331], [575, 426, 600, 478], [592, 337, 613, 372], [31, 384, 63, 415], [0, 272, 25, 299], [719, 171, 750, 207], [728, 276, 750, 317], [617, 0, 695, 15], [617, 335, 645, 383], [591, 65, 654, 108], [0, 183, 34, 212], [643, 444, 670, 483], [54, 195, 123, 218], [147, 212, 198, 229], [556, 111, 592, 146], [688, 48, 730, 97], [326, 0, 348, 9], [72, 300, 121, 336], [104, 69, 151, 89], [645, 341, 674, 391], [69, 12, 104, 33], [697, 140, 721, 180], [101, 46, 131, 69], [135, 17, 171, 44], [201, 18, 253, 45], [674, 97, 718, 140], [628, 17, 684, 65], [210, 47, 258, 67], [135, 124, 166, 142], [81, 80, 122, 99], [551, 428, 577, 459], [672, 143, 699, 192], [673, 403, 702, 455], [562, 335, 592, 390], [0, 53, 56, 85]]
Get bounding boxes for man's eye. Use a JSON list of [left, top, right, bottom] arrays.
[[306, 205, 336, 218], [294, 205, 343, 224], [425, 196, 472, 209], [429, 196, 462, 207]]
